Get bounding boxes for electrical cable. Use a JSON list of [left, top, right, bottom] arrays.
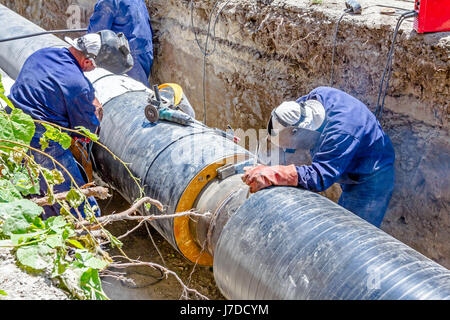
[[145, 220, 167, 267], [330, 8, 351, 86], [108, 257, 165, 289], [119, 267, 165, 289], [190, 0, 231, 125], [375, 10, 417, 120], [0, 28, 87, 43]]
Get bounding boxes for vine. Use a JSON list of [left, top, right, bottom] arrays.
[[0, 74, 208, 300]]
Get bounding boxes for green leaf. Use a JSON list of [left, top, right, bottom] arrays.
[[51, 251, 68, 278], [45, 216, 67, 234], [66, 239, 85, 249], [16, 243, 55, 271], [0, 179, 22, 203], [74, 250, 108, 270], [0, 73, 15, 110], [39, 136, 49, 151], [45, 234, 64, 249], [0, 200, 43, 236], [83, 202, 97, 221], [41, 168, 65, 186], [12, 171, 40, 196], [66, 188, 84, 208], [80, 268, 108, 300], [0, 289, 7, 296], [10, 230, 46, 245], [58, 133, 72, 150], [40, 123, 72, 150], [102, 229, 123, 249], [61, 226, 75, 240], [74, 126, 99, 142], [0, 108, 35, 147]]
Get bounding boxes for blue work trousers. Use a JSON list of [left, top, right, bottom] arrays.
[[127, 51, 153, 87], [338, 166, 395, 228], [30, 131, 99, 220]]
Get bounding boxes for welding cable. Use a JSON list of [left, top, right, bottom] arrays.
[[0, 28, 88, 43], [190, 0, 231, 125], [330, 8, 352, 86], [119, 267, 165, 289], [106, 258, 165, 289], [375, 10, 417, 119]]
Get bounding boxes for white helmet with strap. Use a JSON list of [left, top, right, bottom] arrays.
[[65, 30, 134, 74], [268, 99, 326, 150]]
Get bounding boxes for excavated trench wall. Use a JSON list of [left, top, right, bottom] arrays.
[[1, 0, 448, 269]]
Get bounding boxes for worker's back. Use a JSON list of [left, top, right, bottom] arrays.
[[8, 47, 99, 133], [88, 0, 153, 55], [297, 86, 395, 186]]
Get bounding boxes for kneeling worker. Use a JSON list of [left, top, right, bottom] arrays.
[[242, 87, 395, 227], [8, 30, 133, 219]]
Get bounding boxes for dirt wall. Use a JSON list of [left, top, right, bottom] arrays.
[[1, 0, 448, 269]]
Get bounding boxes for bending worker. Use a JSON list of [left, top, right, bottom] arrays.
[[242, 87, 396, 227], [88, 0, 154, 87], [8, 31, 133, 219]]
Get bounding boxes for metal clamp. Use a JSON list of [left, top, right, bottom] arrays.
[[217, 158, 257, 180]]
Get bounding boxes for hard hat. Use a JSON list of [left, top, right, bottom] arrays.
[[268, 100, 326, 150], [65, 30, 134, 74]]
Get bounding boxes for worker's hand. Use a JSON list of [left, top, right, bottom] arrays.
[[241, 164, 298, 193], [93, 97, 104, 122]]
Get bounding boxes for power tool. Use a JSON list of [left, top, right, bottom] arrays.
[[414, 0, 450, 33], [145, 85, 193, 126]]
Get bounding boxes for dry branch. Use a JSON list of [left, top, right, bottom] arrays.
[[31, 186, 111, 206]]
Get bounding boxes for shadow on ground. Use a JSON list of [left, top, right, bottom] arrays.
[[98, 190, 225, 300]]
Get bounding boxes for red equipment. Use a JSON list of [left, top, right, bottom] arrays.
[[414, 0, 450, 33]]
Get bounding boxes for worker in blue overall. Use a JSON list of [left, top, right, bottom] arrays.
[[88, 0, 154, 87], [8, 31, 133, 219], [242, 87, 396, 227]]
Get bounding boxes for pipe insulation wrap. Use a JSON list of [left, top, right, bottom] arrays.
[[214, 187, 450, 300], [0, 5, 66, 79], [0, 3, 449, 300], [92, 89, 250, 251]]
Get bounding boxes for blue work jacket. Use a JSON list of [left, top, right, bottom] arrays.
[[295, 87, 395, 192], [88, 0, 154, 56], [8, 47, 99, 134]]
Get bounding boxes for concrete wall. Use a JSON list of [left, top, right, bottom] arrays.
[[1, 0, 449, 269]]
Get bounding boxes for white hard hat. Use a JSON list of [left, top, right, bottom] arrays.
[[268, 99, 326, 150], [272, 100, 325, 133], [65, 33, 101, 59]]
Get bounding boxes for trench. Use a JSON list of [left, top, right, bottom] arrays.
[[0, 0, 448, 300]]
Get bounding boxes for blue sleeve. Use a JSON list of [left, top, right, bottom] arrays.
[[87, 0, 115, 33], [296, 131, 360, 192], [66, 89, 100, 135]]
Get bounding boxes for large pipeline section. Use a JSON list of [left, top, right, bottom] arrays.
[[0, 4, 449, 300]]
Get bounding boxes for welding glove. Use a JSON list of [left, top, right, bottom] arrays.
[[242, 164, 298, 193]]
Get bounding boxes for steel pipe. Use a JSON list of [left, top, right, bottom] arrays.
[[0, 4, 449, 300]]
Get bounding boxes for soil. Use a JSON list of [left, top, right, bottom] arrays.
[[97, 190, 225, 300], [0, 190, 224, 300], [0, 247, 69, 300]]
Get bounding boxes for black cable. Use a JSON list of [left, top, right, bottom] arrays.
[[375, 10, 416, 120], [0, 28, 88, 43], [330, 8, 351, 86], [119, 267, 165, 289], [190, 0, 230, 125]]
